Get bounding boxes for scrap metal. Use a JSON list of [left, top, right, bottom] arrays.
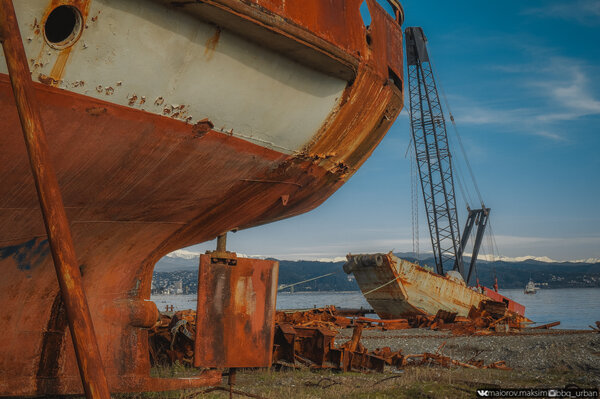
[[274, 300, 527, 335], [529, 321, 561, 330], [149, 311, 196, 367], [151, 304, 518, 374], [275, 306, 351, 329]]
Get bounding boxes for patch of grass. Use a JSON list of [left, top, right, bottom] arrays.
[[99, 364, 600, 398]]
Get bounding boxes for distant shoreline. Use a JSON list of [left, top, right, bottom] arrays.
[[151, 286, 600, 297]]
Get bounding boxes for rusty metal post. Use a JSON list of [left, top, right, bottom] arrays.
[[216, 233, 227, 252], [0, 1, 110, 398], [228, 368, 236, 399]]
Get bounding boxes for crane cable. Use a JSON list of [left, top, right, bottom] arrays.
[[429, 57, 484, 208], [453, 162, 473, 209], [409, 142, 420, 262], [405, 38, 504, 272], [428, 53, 504, 265], [277, 272, 338, 292]]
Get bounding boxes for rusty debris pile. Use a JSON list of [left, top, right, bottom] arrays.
[[271, 322, 511, 372], [275, 302, 529, 335], [149, 301, 535, 373], [149, 310, 197, 367]]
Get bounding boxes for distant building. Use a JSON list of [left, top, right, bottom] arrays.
[[174, 279, 183, 295]]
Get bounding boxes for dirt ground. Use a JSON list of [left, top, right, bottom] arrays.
[[337, 328, 600, 381], [113, 328, 600, 399]]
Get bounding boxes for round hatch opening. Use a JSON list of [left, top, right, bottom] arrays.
[[44, 5, 83, 49]]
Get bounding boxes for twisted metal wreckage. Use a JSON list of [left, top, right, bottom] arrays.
[[151, 303, 535, 374]]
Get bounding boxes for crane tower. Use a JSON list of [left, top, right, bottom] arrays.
[[405, 27, 490, 283]]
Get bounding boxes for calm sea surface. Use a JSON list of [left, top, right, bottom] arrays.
[[151, 288, 600, 330]]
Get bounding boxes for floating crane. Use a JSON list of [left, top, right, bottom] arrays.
[[405, 27, 490, 284]]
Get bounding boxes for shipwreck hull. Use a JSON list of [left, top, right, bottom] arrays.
[[0, 0, 404, 396], [344, 253, 492, 319]]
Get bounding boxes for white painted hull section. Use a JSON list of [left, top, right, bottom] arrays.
[[2, 0, 347, 153]]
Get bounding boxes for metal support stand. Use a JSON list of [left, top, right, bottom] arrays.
[[210, 232, 237, 265], [198, 368, 266, 399], [228, 367, 237, 399], [0, 1, 110, 398], [217, 232, 227, 253]]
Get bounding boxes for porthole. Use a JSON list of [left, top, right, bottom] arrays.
[[44, 5, 83, 49]]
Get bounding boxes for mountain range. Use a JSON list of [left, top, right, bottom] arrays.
[[154, 251, 600, 291]]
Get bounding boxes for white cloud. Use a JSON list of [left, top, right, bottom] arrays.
[[533, 61, 600, 120], [530, 130, 566, 141], [448, 56, 600, 141], [523, 0, 600, 26]]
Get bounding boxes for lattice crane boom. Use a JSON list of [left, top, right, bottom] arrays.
[[405, 27, 464, 276], [405, 27, 490, 283]]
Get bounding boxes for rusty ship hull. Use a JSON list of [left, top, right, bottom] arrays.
[[344, 253, 525, 319], [0, 0, 404, 396]]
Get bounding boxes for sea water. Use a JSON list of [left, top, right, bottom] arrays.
[[498, 288, 600, 330], [151, 288, 600, 330]]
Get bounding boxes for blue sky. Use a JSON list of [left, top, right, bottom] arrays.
[[187, 0, 600, 261]]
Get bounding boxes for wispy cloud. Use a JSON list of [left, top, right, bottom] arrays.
[[522, 0, 600, 26], [532, 61, 600, 121], [449, 55, 600, 141], [530, 130, 565, 141], [450, 101, 569, 142]]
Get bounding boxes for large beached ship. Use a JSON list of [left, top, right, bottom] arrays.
[[0, 0, 405, 396], [344, 253, 526, 319]]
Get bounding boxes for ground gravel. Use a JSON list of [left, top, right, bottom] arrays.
[[336, 328, 600, 379]]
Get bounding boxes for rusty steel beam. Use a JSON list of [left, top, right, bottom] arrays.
[[0, 1, 110, 398], [216, 232, 227, 252]]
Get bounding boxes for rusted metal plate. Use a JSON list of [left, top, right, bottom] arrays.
[[231, 0, 365, 57], [483, 287, 526, 316], [368, 0, 404, 81], [194, 254, 279, 368]]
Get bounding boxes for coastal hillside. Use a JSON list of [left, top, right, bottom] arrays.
[[152, 253, 600, 294]]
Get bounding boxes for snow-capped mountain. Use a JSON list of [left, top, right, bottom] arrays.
[[165, 249, 599, 265]]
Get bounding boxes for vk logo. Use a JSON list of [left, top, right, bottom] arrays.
[[477, 390, 490, 397]]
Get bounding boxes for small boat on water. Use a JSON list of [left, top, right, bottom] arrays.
[[524, 279, 539, 294]]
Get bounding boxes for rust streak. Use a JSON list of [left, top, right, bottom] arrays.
[[48, 46, 71, 84], [204, 26, 221, 61]]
